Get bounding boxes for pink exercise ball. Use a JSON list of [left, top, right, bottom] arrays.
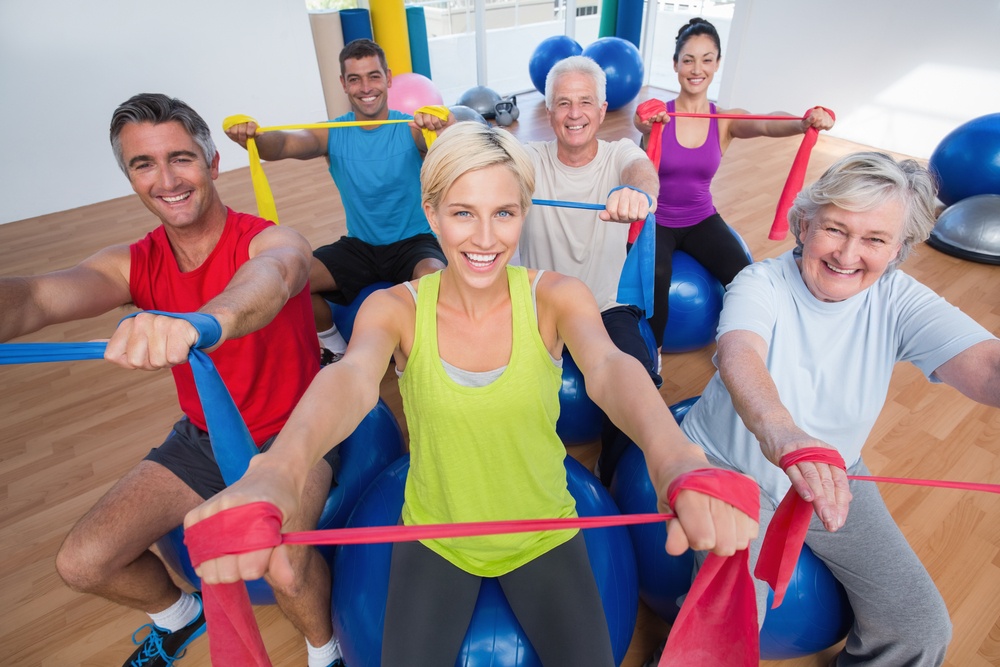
[[387, 72, 443, 116]]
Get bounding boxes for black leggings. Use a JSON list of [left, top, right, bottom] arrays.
[[648, 213, 751, 349], [597, 305, 661, 487], [381, 533, 614, 666]]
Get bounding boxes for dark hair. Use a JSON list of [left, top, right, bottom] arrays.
[[673, 18, 721, 63], [109, 93, 216, 174], [339, 38, 389, 75]]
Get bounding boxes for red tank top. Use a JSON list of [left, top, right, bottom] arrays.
[[129, 209, 317, 444]]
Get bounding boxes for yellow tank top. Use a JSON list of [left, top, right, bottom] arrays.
[[399, 266, 578, 577]]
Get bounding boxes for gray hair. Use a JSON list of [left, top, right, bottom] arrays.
[[110, 93, 217, 174], [788, 151, 938, 271], [544, 55, 607, 110], [421, 122, 535, 214]]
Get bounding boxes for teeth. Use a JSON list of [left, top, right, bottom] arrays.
[[568, 125, 584, 130], [466, 253, 497, 264], [825, 262, 857, 275], [162, 193, 190, 203]]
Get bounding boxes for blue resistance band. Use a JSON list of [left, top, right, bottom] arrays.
[[531, 193, 655, 318], [0, 311, 257, 486]]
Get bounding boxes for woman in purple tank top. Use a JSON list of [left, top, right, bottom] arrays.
[[634, 18, 835, 349]]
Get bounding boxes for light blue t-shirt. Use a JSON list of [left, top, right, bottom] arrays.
[[327, 110, 431, 246], [681, 250, 995, 504]]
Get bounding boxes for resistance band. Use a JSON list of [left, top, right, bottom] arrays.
[[532, 193, 655, 317], [184, 468, 762, 667], [222, 106, 450, 225], [635, 99, 835, 242]]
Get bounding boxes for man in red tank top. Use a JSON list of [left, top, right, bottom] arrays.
[[0, 94, 344, 667]]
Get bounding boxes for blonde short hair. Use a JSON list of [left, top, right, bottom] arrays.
[[421, 122, 535, 214]]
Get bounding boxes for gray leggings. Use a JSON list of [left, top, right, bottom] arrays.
[[382, 532, 615, 666], [700, 458, 952, 666]]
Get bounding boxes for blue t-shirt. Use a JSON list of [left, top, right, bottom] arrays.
[[327, 110, 430, 246], [681, 250, 995, 503]]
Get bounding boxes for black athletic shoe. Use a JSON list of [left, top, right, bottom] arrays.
[[124, 592, 207, 666]]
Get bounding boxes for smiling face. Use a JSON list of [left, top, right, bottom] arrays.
[[674, 33, 720, 96], [424, 164, 524, 290], [547, 70, 607, 162], [798, 201, 905, 302], [119, 120, 221, 230], [341, 55, 391, 121]]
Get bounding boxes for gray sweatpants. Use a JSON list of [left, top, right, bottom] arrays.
[[740, 459, 952, 666]]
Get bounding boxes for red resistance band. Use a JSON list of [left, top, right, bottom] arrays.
[[185, 467, 761, 667], [756, 446, 1000, 609], [634, 99, 835, 242]]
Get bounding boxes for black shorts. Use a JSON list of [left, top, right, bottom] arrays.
[[313, 233, 446, 305], [144, 418, 340, 501]]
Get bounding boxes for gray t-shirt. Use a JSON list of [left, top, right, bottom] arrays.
[[682, 250, 995, 503], [519, 139, 648, 312]]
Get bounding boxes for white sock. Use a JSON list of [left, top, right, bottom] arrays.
[[148, 591, 201, 632], [318, 325, 347, 355], [306, 635, 343, 667]]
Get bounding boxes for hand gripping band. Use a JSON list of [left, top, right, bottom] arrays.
[[660, 468, 762, 666], [223, 106, 450, 225], [635, 100, 835, 242], [755, 447, 847, 608], [531, 195, 656, 318], [119, 311, 257, 486]]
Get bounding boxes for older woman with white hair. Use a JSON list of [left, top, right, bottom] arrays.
[[680, 151, 1000, 666]]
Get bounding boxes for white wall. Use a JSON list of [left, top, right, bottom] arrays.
[[721, 0, 1000, 160], [0, 0, 326, 225], [3, 0, 999, 225]]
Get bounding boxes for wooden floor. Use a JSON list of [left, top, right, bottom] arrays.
[[2, 87, 999, 667]]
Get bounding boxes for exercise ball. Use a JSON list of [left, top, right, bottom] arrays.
[[456, 86, 503, 120], [330, 281, 393, 343], [556, 350, 603, 445], [388, 72, 444, 116], [450, 105, 489, 126], [582, 37, 644, 111], [929, 113, 1000, 206], [333, 455, 638, 666], [609, 399, 699, 621], [661, 251, 724, 353], [156, 397, 405, 605], [529, 35, 583, 94], [927, 194, 1000, 265], [611, 396, 854, 657], [760, 544, 853, 659]]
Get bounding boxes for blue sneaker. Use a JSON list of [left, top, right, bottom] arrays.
[[124, 592, 206, 666]]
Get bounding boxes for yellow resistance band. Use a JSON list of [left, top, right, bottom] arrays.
[[223, 105, 450, 224]]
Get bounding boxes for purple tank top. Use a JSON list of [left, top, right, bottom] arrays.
[[654, 100, 723, 228]]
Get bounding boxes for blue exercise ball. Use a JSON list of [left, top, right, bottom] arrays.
[[609, 399, 698, 621], [612, 396, 853, 657], [556, 350, 603, 445], [156, 397, 405, 605], [330, 281, 393, 343], [661, 227, 752, 354], [929, 113, 1000, 206], [332, 455, 638, 666], [759, 544, 853, 660], [529, 35, 583, 95], [661, 251, 724, 353], [582, 37, 644, 111]]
